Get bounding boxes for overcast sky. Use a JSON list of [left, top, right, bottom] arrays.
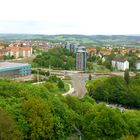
[[0, 0, 140, 35]]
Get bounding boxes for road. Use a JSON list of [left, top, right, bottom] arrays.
[[32, 68, 135, 98], [69, 73, 108, 98], [70, 73, 88, 98]]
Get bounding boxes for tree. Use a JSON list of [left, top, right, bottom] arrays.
[[123, 110, 140, 136], [0, 108, 22, 140], [22, 97, 54, 140], [45, 70, 50, 77], [124, 69, 130, 84], [83, 105, 127, 140], [96, 46, 102, 54], [33, 47, 76, 70], [57, 79, 64, 89], [88, 74, 92, 80]]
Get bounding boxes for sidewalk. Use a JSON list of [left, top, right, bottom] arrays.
[[63, 83, 74, 96]]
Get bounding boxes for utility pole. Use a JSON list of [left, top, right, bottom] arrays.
[[37, 69, 39, 83], [79, 135, 82, 140]]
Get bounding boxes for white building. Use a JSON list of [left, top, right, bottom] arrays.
[[112, 59, 129, 71], [135, 60, 140, 70]]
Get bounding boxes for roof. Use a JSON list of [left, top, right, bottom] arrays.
[[0, 62, 31, 71], [0, 46, 4, 49], [19, 47, 32, 51], [77, 50, 86, 53], [112, 58, 128, 62], [6, 46, 19, 52], [86, 48, 96, 53], [136, 60, 140, 63], [6, 46, 32, 52]]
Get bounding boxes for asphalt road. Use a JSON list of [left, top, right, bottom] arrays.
[[32, 68, 135, 98], [70, 73, 88, 98], [70, 73, 106, 98]]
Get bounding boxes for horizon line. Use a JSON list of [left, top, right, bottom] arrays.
[[1, 33, 140, 36]]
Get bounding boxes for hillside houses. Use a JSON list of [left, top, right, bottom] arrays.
[[0, 46, 32, 59]]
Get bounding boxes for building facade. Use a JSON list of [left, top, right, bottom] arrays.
[[0, 46, 32, 59], [112, 59, 129, 71], [65, 42, 80, 53], [0, 62, 31, 78], [135, 60, 140, 70], [76, 46, 86, 71]]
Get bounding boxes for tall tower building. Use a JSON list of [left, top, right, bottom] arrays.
[[65, 42, 80, 53], [76, 46, 86, 71]]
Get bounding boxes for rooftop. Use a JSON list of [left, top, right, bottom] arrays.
[[112, 58, 128, 62], [0, 62, 30, 70], [136, 60, 140, 63], [77, 50, 86, 53]]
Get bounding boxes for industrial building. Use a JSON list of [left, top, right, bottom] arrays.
[[76, 46, 87, 71], [0, 62, 31, 78]]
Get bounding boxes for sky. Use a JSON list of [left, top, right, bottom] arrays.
[[0, 0, 140, 35]]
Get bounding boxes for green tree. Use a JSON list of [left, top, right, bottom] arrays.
[[22, 97, 54, 140], [0, 107, 22, 140], [96, 46, 102, 54], [83, 104, 127, 140], [123, 110, 140, 137], [57, 79, 64, 89], [88, 74, 92, 80], [124, 69, 130, 84], [33, 47, 76, 70], [45, 70, 50, 76]]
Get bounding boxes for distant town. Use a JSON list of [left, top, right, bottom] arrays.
[[1, 34, 140, 140], [0, 35, 140, 79]]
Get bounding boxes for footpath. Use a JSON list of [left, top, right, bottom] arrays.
[[62, 83, 74, 96]]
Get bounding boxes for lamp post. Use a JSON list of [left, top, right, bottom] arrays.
[[64, 61, 66, 76], [37, 69, 39, 83]]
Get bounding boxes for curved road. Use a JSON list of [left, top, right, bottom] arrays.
[[69, 73, 108, 98]]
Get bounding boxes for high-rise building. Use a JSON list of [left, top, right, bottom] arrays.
[[76, 46, 86, 71], [65, 42, 80, 53]]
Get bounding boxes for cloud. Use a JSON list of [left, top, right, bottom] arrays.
[[0, 0, 140, 34]]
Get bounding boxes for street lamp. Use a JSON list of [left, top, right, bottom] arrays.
[[37, 69, 40, 83]]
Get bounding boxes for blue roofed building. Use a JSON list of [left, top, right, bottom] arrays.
[[0, 62, 31, 78]]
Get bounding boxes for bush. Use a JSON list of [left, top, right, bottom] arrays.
[[57, 79, 64, 89]]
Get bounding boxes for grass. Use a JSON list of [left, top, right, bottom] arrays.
[[63, 80, 73, 87], [48, 82, 70, 95], [64, 82, 70, 92], [122, 135, 140, 140], [86, 63, 111, 73]]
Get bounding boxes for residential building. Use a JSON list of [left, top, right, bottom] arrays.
[[6, 46, 19, 58], [0, 46, 33, 59], [86, 48, 96, 55], [136, 53, 140, 58], [76, 46, 86, 71], [0, 49, 9, 60], [112, 59, 129, 71], [100, 49, 112, 55], [0, 62, 31, 78], [19, 47, 32, 57], [135, 60, 140, 70]]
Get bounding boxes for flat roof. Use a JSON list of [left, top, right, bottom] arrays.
[[0, 62, 30, 70], [77, 50, 86, 53]]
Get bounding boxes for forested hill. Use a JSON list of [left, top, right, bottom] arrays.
[[1, 34, 140, 46], [1, 78, 140, 139]]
